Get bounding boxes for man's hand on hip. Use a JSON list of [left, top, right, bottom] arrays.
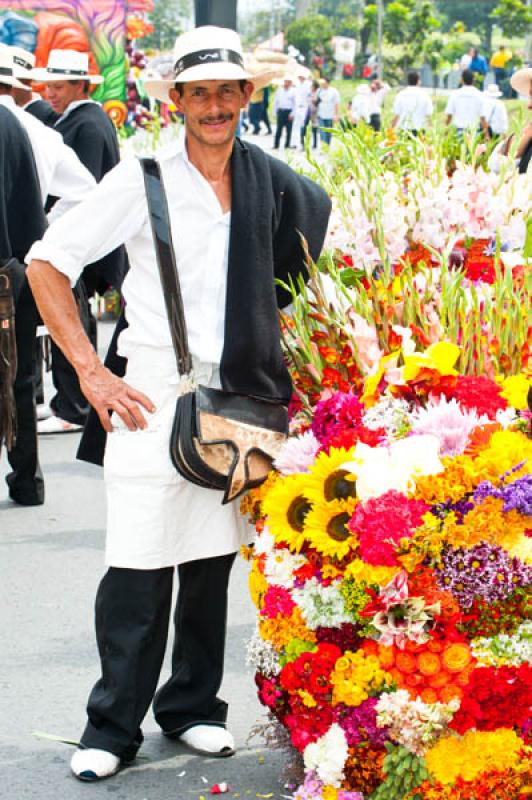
[[79, 364, 156, 433]]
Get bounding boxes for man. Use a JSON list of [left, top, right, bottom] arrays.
[[392, 71, 433, 134], [469, 48, 488, 90], [7, 46, 59, 125], [368, 79, 389, 132], [482, 83, 508, 139], [0, 102, 46, 502], [273, 75, 296, 149], [350, 83, 371, 127], [293, 72, 311, 148], [317, 76, 340, 146], [0, 45, 95, 506], [490, 44, 512, 90], [445, 69, 487, 135], [32, 49, 128, 435], [26, 25, 331, 782]]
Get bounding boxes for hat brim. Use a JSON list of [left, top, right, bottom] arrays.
[[31, 68, 104, 84], [144, 61, 251, 104], [0, 74, 30, 90], [510, 67, 532, 97]]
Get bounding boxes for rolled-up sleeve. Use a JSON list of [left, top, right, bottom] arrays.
[[26, 157, 146, 286]]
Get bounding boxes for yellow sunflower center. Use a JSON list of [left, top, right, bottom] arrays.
[[326, 512, 351, 542], [287, 496, 312, 532], [324, 470, 357, 502]]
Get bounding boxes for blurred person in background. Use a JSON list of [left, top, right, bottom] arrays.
[[392, 71, 433, 135]]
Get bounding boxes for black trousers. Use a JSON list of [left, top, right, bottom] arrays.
[[80, 552, 236, 760], [6, 261, 44, 505], [48, 279, 92, 425], [274, 109, 293, 149]]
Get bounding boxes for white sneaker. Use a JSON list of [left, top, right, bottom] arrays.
[[38, 415, 83, 434], [70, 748, 121, 781], [36, 403, 52, 421], [178, 725, 235, 758]]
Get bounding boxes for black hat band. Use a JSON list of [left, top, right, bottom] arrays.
[[174, 48, 244, 79]]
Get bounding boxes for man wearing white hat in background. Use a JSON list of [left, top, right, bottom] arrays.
[[350, 83, 371, 126], [293, 70, 311, 148], [481, 83, 508, 139], [7, 45, 58, 125], [0, 45, 96, 507], [31, 49, 128, 436], [488, 67, 532, 174], [273, 75, 296, 149], [26, 25, 331, 781]]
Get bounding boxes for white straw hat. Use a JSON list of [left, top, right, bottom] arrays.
[[0, 45, 30, 90], [32, 49, 104, 84], [8, 45, 36, 80], [485, 82, 502, 98], [356, 83, 370, 95], [144, 26, 252, 104], [510, 67, 532, 97]]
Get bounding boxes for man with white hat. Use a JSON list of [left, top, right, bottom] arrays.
[[350, 83, 371, 126], [0, 44, 96, 506], [32, 49, 128, 436], [273, 75, 297, 149], [7, 45, 58, 125], [26, 25, 331, 781], [481, 83, 508, 139]]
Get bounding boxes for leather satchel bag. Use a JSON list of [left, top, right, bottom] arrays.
[[140, 157, 288, 504]]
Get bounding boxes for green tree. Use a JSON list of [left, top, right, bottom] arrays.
[[285, 13, 334, 60], [435, 0, 498, 50], [491, 0, 532, 38], [139, 0, 192, 51], [363, 0, 440, 72], [318, 0, 364, 36]]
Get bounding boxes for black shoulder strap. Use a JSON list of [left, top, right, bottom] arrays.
[[140, 156, 192, 376]]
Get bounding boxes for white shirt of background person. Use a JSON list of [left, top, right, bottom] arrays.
[[318, 85, 340, 119], [350, 93, 370, 124], [482, 96, 509, 135], [393, 86, 433, 130], [445, 84, 485, 129]]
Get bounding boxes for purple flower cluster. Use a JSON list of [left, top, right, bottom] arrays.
[[474, 475, 532, 516], [435, 542, 532, 608], [336, 697, 390, 748], [315, 623, 361, 652], [431, 498, 475, 523]]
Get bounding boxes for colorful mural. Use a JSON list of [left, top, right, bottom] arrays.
[[0, 0, 153, 124]]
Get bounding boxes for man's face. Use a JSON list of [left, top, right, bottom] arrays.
[[169, 79, 252, 148], [12, 80, 31, 106], [283, 79, 292, 90], [45, 80, 86, 113]]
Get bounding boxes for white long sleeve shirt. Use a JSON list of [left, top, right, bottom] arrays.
[[26, 145, 231, 364], [0, 94, 95, 221], [393, 86, 433, 130], [273, 86, 297, 114]]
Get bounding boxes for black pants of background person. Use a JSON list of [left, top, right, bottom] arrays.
[[274, 109, 293, 149], [260, 102, 272, 135], [48, 278, 93, 426], [6, 260, 44, 505], [370, 113, 381, 132], [79, 552, 236, 760]]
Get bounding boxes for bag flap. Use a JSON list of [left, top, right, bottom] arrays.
[[196, 385, 288, 434]]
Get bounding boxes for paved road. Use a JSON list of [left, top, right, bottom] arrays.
[[0, 320, 292, 800]]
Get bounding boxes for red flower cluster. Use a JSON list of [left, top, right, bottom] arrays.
[[458, 590, 528, 638], [449, 664, 532, 735], [349, 491, 428, 566], [437, 375, 508, 419], [280, 642, 341, 698]]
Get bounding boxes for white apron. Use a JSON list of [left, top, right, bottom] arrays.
[[103, 346, 254, 569]]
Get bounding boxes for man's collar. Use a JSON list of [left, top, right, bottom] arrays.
[[55, 98, 94, 125]]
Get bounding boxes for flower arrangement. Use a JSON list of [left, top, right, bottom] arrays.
[[241, 135, 531, 799]]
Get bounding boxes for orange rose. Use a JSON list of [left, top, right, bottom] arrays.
[[378, 644, 395, 668], [420, 688, 438, 704], [441, 643, 472, 673], [426, 639, 444, 653], [428, 671, 451, 689], [396, 652, 417, 674], [417, 652, 442, 676], [439, 684, 463, 704]]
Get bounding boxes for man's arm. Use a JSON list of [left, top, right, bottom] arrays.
[[26, 260, 154, 431]]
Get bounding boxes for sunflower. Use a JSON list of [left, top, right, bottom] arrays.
[[303, 498, 357, 560], [261, 473, 313, 552], [304, 447, 357, 506]]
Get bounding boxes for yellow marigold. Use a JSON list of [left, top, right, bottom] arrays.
[[425, 729, 525, 785], [331, 650, 391, 706], [322, 788, 339, 800], [441, 496, 527, 550], [344, 558, 399, 586], [249, 560, 268, 610], [322, 564, 344, 580], [258, 607, 316, 652], [475, 430, 532, 484], [298, 689, 317, 708], [414, 458, 479, 504], [497, 373, 531, 410]]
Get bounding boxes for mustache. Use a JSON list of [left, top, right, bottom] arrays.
[[200, 113, 233, 124]]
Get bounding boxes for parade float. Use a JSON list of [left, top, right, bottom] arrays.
[[0, 0, 154, 128], [242, 132, 532, 799]]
